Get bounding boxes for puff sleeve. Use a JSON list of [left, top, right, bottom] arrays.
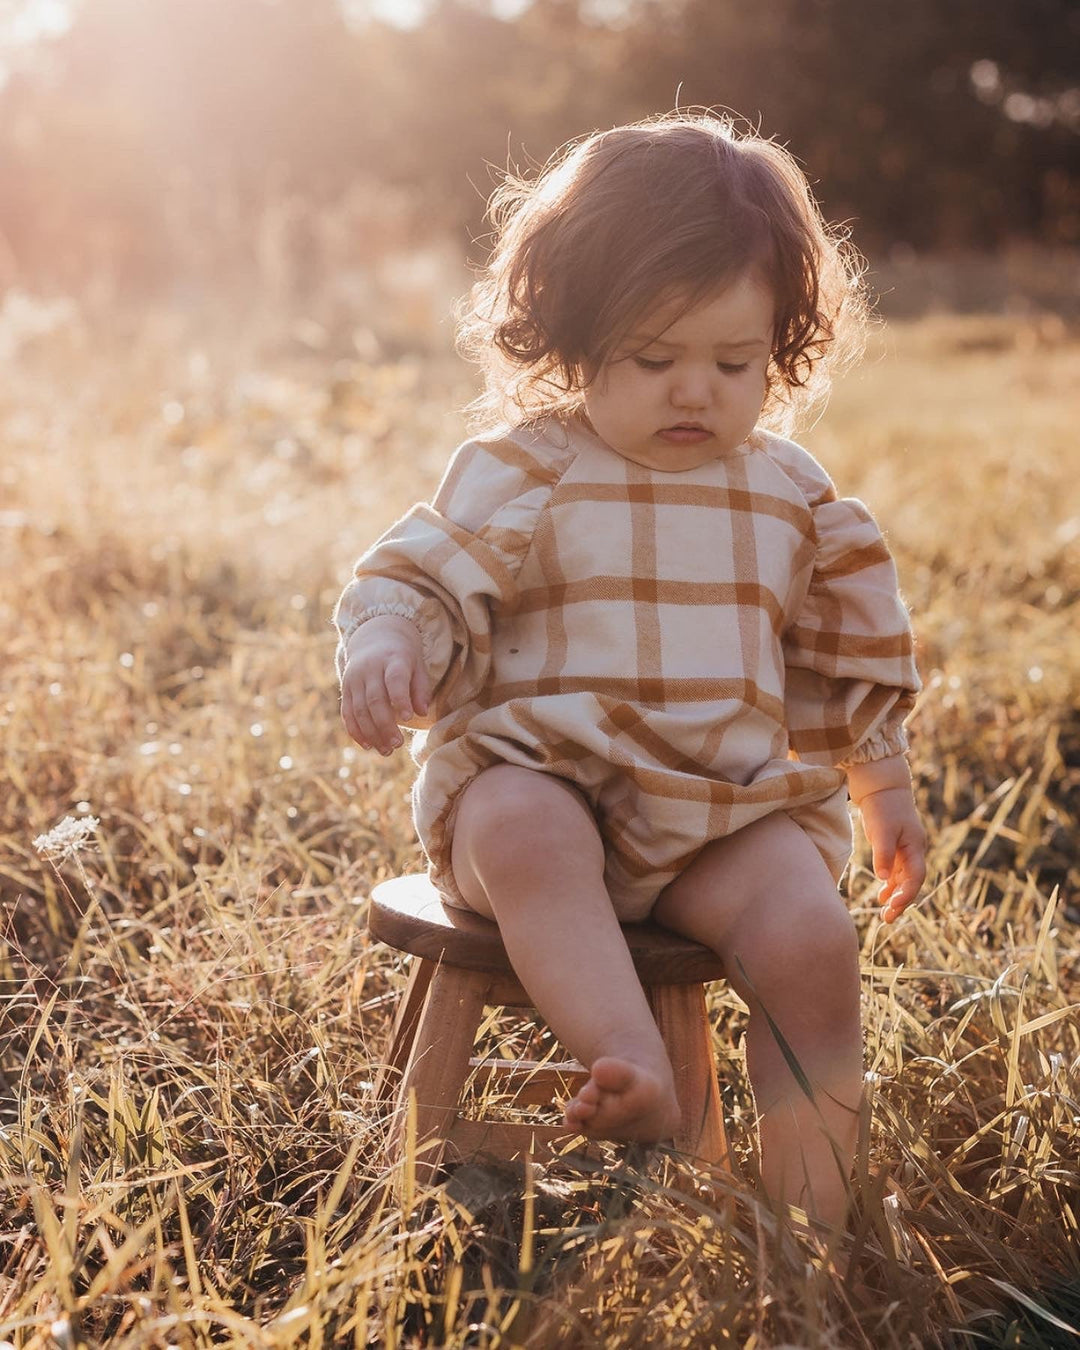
[[333, 433, 563, 722], [780, 461, 920, 770]]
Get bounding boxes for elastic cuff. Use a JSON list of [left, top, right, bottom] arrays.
[[341, 604, 438, 667], [837, 722, 910, 769]]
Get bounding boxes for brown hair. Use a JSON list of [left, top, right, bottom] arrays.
[[456, 110, 869, 435]]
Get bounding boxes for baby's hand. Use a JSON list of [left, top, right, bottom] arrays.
[[857, 787, 927, 923], [340, 615, 432, 756]]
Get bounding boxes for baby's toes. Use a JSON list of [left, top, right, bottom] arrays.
[[565, 1079, 599, 1124], [575, 1078, 602, 1106], [590, 1057, 637, 1095], [564, 1095, 598, 1127]]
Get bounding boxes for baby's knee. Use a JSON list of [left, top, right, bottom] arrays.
[[760, 897, 861, 1024], [736, 821, 859, 988], [725, 926, 858, 1055], [453, 765, 605, 877], [796, 899, 859, 974]]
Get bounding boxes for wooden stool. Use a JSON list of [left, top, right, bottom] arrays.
[[369, 873, 729, 1172]]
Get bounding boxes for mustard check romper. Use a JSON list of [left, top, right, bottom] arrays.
[[334, 416, 920, 920]]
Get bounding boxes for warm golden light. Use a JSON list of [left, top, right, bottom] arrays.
[[0, 1, 1076, 1345]]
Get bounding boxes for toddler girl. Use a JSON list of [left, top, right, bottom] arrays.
[[334, 112, 926, 1231]]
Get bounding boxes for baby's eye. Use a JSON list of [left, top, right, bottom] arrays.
[[633, 356, 671, 372], [718, 361, 750, 374]]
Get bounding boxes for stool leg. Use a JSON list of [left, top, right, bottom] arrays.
[[649, 983, 729, 1168], [374, 956, 435, 1112], [395, 964, 489, 1175]]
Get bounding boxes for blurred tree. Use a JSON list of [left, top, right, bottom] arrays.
[[0, 0, 1074, 297], [607, 0, 1080, 250], [359, 0, 628, 255]]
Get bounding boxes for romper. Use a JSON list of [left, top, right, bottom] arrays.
[[334, 415, 920, 921]]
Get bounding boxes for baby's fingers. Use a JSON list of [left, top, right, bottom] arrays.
[[339, 685, 370, 750], [880, 844, 926, 924], [383, 652, 419, 722], [359, 675, 402, 755], [410, 662, 432, 719]]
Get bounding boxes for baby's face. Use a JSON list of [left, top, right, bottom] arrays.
[[583, 273, 773, 472]]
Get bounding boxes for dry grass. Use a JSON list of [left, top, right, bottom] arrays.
[[0, 293, 1078, 1348]]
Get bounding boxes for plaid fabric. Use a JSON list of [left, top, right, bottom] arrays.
[[334, 416, 920, 918]]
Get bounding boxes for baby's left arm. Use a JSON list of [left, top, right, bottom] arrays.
[[846, 755, 926, 923]]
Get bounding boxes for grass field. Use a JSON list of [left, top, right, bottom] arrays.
[[0, 293, 1078, 1348]]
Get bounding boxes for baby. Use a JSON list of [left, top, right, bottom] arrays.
[[334, 112, 926, 1232]]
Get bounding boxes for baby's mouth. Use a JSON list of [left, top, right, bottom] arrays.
[[659, 423, 712, 439]]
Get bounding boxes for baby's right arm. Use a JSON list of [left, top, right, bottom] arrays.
[[339, 614, 433, 756], [334, 430, 574, 753]]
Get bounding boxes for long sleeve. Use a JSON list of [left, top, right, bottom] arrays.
[[333, 431, 568, 720], [780, 459, 920, 770]]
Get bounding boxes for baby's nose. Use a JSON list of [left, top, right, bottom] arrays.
[[671, 370, 712, 407]]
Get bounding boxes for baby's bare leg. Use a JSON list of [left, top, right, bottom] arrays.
[[653, 814, 862, 1231], [450, 765, 680, 1143]]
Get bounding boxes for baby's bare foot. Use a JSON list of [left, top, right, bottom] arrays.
[[563, 1057, 681, 1143]]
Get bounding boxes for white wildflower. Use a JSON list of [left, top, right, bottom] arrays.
[[49, 1321, 75, 1350], [33, 814, 100, 861]]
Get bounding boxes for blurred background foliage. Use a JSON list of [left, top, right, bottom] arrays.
[[0, 0, 1077, 310]]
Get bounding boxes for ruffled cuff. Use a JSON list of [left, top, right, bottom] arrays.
[[336, 603, 441, 678], [836, 718, 910, 769]]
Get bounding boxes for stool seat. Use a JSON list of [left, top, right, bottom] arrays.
[[369, 873, 726, 983], [368, 873, 730, 1173]]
